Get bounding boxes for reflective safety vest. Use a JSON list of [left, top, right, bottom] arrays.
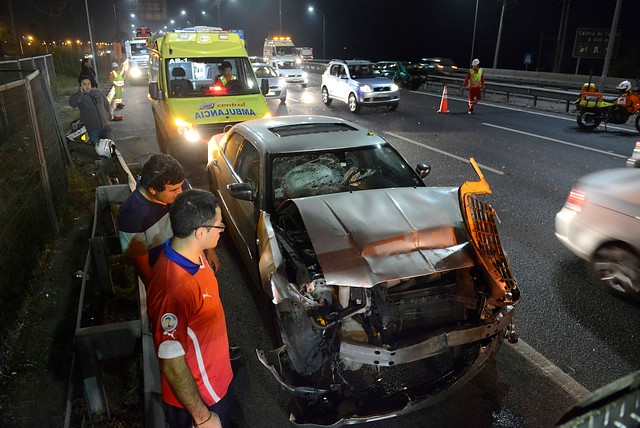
[[468, 68, 483, 88], [110, 70, 124, 87], [219, 75, 237, 86]]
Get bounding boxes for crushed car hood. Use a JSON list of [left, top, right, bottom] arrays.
[[291, 187, 475, 287]]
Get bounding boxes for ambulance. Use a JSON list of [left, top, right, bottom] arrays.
[[148, 26, 270, 164], [263, 36, 300, 64]]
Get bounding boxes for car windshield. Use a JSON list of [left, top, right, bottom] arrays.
[[275, 46, 296, 56], [348, 64, 378, 78], [275, 61, 298, 70], [130, 44, 148, 55], [401, 62, 418, 72], [165, 57, 261, 98], [253, 66, 277, 78], [271, 144, 424, 210]]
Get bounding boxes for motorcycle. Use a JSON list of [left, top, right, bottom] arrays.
[[575, 79, 640, 132]]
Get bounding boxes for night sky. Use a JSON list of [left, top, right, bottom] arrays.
[[3, 0, 640, 74]]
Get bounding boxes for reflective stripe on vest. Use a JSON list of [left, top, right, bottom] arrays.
[[111, 71, 124, 87]]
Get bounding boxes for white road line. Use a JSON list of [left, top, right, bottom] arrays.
[[508, 339, 591, 401], [483, 123, 628, 159], [385, 132, 505, 175]]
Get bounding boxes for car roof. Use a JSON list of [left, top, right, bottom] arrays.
[[331, 59, 374, 66], [251, 63, 271, 68], [232, 115, 388, 154]]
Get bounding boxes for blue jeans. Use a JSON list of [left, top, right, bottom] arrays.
[[164, 382, 235, 428], [88, 126, 112, 144]]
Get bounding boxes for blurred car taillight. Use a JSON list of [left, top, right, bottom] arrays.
[[566, 188, 587, 211]]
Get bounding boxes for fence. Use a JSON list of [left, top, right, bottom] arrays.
[[0, 60, 72, 366]]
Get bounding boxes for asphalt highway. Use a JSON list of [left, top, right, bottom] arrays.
[[110, 74, 640, 427]]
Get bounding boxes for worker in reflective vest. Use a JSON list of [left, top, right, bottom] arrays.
[[215, 61, 238, 88], [463, 58, 484, 114], [109, 62, 125, 109]]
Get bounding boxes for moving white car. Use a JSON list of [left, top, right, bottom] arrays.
[[321, 59, 399, 113], [269, 60, 307, 88], [252, 63, 287, 103]]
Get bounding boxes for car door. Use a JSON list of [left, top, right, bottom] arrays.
[[334, 64, 351, 102], [215, 132, 262, 266], [324, 63, 339, 97]]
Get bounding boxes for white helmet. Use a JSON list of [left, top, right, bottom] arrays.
[[616, 80, 631, 92], [111, 62, 119, 67], [471, 59, 480, 66], [95, 139, 116, 158]]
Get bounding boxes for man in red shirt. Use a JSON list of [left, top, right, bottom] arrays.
[[147, 189, 233, 428]]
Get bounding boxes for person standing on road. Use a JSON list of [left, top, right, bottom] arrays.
[[463, 58, 485, 114], [79, 58, 99, 89], [147, 189, 234, 428], [68, 75, 112, 146], [109, 62, 125, 109]]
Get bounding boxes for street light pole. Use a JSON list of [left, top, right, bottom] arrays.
[[492, 0, 506, 68], [308, 6, 325, 59], [217, 1, 221, 27], [470, 0, 479, 65], [279, 0, 282, 34]]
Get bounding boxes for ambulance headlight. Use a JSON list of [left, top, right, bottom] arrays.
[[359, 84, 373, 93], [174, 118, 201, 143], [390, 83, 399, 91], [129, 66, 142, 78]]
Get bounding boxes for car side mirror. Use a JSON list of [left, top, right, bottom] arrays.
[[227, 182, 256, 201], [416, 163, 431, 179], [148, 82, 163, 100], [339, 74, 348, 79], [261, 78, 270, 95]]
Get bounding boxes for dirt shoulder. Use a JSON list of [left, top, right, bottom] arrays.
[[0, 76, 103, 427]]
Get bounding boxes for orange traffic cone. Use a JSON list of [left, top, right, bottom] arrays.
[[437, 85, 449, 113]]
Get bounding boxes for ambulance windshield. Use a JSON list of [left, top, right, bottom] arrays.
[[166, 57, 261, 98]]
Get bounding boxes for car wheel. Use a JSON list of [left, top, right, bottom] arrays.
[[321, 86, 332, 105], [590, 244, 640, 301], [576, 110, 601, 130], [635, 114, 640, 133], [280, 95, 286, 103], [301, 83, 307, 88], [348, 93, 361, 113], [387, 103, 398, 112]]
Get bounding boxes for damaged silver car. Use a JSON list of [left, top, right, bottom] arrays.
[[206, 115, 520, 426]]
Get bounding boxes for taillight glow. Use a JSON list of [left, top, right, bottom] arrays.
[[566, 188, 586, 211]]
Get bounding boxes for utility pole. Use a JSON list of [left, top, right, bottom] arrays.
[[493, 0, 506, 69], [8, 0, 22, 55], [599, 0, 623, 92], [552, 0, 571, 73]]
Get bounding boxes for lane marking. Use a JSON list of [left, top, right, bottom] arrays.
[[412, 90, 634, 131], [508, 339, 591, 401], [483, 123, 628, 159], [385, 132, 505, 175]]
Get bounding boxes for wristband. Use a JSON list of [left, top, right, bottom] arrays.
[[193, 410, 213, 427]]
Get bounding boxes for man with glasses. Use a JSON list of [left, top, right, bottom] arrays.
[[147, 189, 233, 428]]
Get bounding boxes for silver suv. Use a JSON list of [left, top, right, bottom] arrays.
[[321, 59, 399, 113]]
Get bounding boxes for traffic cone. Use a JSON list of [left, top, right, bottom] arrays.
[[437, 85, 449, 113]]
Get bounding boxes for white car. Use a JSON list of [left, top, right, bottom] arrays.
[[252, 63, 287, 103], [555, 167, 640, 301], [269, 60, 307, 87], [321, 59, 400, 113]]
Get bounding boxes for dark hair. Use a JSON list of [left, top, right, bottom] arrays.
[[221, 60, 232, 70], [81, 58, 91, 66], [139, 154, 185, 192], [78, 75, 92, 85], [170, 189, 220, 238]]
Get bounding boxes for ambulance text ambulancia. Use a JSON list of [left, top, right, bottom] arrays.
[[148, 26, 271, 164]]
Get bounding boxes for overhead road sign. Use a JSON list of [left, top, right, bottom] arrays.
[[573, 28, 620, 59]]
